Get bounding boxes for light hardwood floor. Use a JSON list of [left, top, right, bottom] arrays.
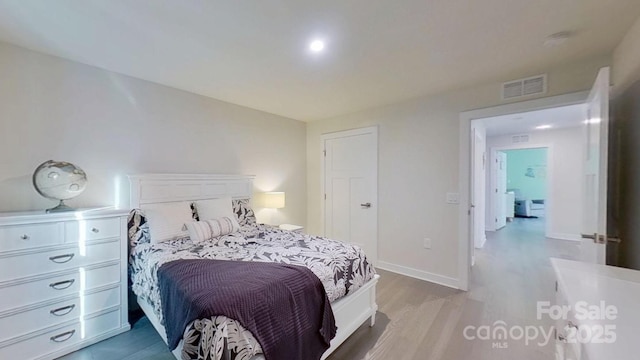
[[59, 217, 578, 360]]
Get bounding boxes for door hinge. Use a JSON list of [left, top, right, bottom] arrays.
[[323, 149, 326, 156], [324, 194, 327, 200], [555, 281, 558, 292], [495, 218, 497, 222]]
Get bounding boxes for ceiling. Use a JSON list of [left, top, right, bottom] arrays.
[[0, 1, 638, 121], [482, 104, 586, 137]]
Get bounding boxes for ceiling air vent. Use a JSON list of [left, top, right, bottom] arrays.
[[512, 134, 530, 144], [502, 74, 547, 100]]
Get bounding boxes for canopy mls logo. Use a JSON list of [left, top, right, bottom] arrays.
[[463, 321, 554, 348], [463, 301, 618, 349]]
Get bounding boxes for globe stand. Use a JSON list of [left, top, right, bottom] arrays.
[[46, 200, 74, 213]]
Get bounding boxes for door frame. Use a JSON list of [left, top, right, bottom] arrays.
[[470, 125, 486, 260], [458, 91, 588, 291], [320, 126, 379, 261], [487, 144, 553, 237]]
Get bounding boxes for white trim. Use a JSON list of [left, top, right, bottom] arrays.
[[458, 91, 589, 291], [320, 126, 379, 263], [548, 233, 582, 241], [476, 234, 487, 249], [320, 126, 379, 140], [377, 261, 460, 290]]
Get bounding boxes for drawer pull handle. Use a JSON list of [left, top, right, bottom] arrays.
[[50, 304, 75, 316], [91, 227, 100, 233], [49, 279, 75, 290], [50, 330, 75, 343], [20, 234, 29, 240], [49, 253, 75, 263]]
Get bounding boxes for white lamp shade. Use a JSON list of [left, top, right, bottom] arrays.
[[262, 192, 285, 209]]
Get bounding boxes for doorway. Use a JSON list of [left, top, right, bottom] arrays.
[[321, 126, 378, 264], [474, 104, 585, 245], [487, 146, 550, 237], [459, 91, 590, 290]]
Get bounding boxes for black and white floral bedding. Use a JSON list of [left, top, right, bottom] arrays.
[[129, 207, 376, 360]]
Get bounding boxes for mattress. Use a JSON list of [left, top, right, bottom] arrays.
[[129, 223, 376, 360]]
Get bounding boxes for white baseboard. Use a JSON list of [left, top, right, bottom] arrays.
[[475, 234, 487, 249], [548, 233, 581, 241], [376, 261, 460, 289]]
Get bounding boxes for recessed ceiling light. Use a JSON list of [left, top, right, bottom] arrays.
[[309, 40, 325, 53], [584, 118, 602, 124], [544, 31, 572, 47], [535, 124, 552, 130]]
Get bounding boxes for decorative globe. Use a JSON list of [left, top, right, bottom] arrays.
[[32, 160, 87, 212]]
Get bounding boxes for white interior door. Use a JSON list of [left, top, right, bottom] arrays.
[[492, 151, 508, 230], [581, 67, 610, 264], [323, 127, 378, 264]]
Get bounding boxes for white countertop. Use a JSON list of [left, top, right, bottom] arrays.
[[551, 258, 640, 359]]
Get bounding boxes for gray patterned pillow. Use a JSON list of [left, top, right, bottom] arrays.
[[232, 198, 257, 227], [128, 209, 150, 248]]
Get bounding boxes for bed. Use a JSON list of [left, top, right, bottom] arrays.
[[128, 174, 379, 360]]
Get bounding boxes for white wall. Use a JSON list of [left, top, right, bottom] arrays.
[[486, 127, 584, 240], [613, 16, 640, 95], [307, 55, 610, 287], [0, 42, 307, 226]]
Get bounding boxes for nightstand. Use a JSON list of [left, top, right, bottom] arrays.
[[279, 224, 304, 233]]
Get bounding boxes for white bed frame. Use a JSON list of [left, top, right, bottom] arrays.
[[128, 174, 379, 360]]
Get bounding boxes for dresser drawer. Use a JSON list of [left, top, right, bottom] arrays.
[[0, 287, 120, 342], [0, 241, 120, 282], [0, 309, 121, 360], [0, 223, 63, 253], [0, 264, 120, 312], [65, 218, 121, 243]]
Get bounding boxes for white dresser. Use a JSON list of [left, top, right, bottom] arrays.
[[0, 207, 130, 360]]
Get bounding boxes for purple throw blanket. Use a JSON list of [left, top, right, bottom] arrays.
[[157, 259, 337, 360]]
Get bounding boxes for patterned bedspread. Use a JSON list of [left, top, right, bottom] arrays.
[[130, 223, 376, 360]]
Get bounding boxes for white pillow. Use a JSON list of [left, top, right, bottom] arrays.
[[185, 217, 240, 242], [141, 202, 193, 244], [195, 197, 235, 221]]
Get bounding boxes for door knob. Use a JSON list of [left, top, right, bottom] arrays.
[[581, 233, 622, 244], [581, 233, 597, 240], [360, 202, 372, 208]]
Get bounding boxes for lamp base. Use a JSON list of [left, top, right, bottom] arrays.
[[46, 200, 74, 213]]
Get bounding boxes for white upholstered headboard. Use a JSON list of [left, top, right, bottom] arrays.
[[128, 174, 255, 208]]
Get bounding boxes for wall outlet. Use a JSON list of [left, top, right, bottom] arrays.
[[446, 192, 460, 204], [423, 238, 432, 249]]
